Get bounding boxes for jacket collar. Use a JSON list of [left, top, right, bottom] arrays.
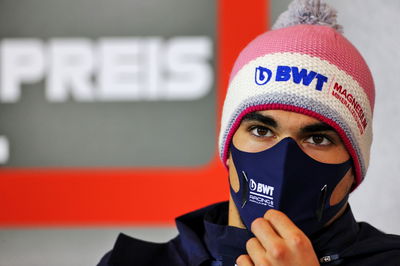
[[175, 202, 223, 265], [202, 202, 253, 265], [310, 205, 359, 262], [176, 202, 361, 265], [175, 201, 252, 266]]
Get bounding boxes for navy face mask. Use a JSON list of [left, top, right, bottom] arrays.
[[229, 137, 352, 236]]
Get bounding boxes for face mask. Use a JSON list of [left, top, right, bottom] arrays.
[[229, 137, 352, 236]]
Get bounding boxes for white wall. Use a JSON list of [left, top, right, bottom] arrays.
[[330, 0, 400, 235]]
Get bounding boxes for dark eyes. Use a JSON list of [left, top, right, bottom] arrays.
[[304, 135, 332, 146], [249, 126, 274, 137], [248, 126, 333, 146]]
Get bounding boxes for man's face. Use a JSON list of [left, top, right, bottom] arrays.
[[227, 109, 354, 211], [230, 109, 350, 164]]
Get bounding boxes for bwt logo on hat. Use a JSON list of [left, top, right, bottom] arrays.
[[255, 65, 328, 91], [255, 66, 273, 85]]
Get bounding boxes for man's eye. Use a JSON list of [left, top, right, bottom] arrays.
[[305, 135, 332, 146], [249, 126, 273, 137]]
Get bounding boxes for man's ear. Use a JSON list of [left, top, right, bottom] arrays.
[[330, 168, 354, 206], [225, 150, 231, 167], [348, 167, 356, 192]]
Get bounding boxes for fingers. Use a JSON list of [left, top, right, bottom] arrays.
[[251, 217, 285, 257], [236, 254, 254, 266], [240, 210, 319, 266], [251, 210, 313, 257], [262, 209, 305, 240], [246, 237, 269, 265]]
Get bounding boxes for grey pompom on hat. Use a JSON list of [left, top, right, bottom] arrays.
[[272, 0, 343, 33]]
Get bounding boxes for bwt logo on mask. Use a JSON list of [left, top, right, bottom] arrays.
[[255, 65, 328, 91], [250, 179, 274, 197]]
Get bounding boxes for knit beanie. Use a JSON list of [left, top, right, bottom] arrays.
[[218, 0, 374, 189]]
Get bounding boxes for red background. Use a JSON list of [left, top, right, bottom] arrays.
[[0, 0, 268, 226]]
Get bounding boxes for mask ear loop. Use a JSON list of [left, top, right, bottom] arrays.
[[315, 162, 353, 222], [228, 169, 249, 208], [316, 184, 328, 222], [241, 171, 249, 208]]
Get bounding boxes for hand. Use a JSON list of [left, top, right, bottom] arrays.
[[236, 209, 319, 266]]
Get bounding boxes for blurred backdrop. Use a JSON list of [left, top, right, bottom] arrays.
[[0, 0, 399, 265]]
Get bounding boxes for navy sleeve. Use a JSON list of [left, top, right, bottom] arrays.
[[97, 250, 112, 266], [95, 233, 186, 266]]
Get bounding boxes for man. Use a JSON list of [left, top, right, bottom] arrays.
[[228, 109, 353, 265], [98, 0, 400, 265]]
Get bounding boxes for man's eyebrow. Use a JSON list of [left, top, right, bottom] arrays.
[[241, 112, 278, 128], [300, 123, 335, 134]]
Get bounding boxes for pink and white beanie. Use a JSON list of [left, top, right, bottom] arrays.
[[218, 0, 374, 189]]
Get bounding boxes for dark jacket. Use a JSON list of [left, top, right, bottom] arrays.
[[98, 202, 400, 266]]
